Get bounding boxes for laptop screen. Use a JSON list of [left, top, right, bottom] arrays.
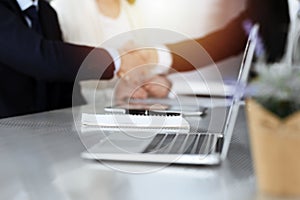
[[221, 24, 259, 159]]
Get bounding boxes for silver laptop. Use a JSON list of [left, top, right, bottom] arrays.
[[81, 25, 259, 165]]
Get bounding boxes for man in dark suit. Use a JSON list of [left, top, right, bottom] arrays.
[[0, 0, 144, 118]]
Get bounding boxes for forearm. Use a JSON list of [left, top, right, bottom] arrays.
[[167, 12, 248, 72], [0, 6, 115, 82]]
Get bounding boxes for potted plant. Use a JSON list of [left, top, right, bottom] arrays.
[[246, 63, 300, 197]]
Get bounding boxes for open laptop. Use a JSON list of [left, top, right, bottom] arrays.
[[81, 25, 259, 165]]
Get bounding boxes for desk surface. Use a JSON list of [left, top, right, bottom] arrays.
[[0, 97, 257, 200]]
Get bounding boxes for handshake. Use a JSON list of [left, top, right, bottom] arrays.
[[115, 42, 172, 100]]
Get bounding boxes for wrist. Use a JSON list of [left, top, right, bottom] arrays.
[[151, 45, 172, 75], [103, 48, 121, 76]]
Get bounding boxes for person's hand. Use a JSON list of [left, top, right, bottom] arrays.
[[115, 42, 170, 100], [114, 75, 171, 101], [117, 42, 159, 82], [114, 77, 149, 101], [121, 41, 159, 66], [143, 75, 172, 98], [117, 50, 148, 81]]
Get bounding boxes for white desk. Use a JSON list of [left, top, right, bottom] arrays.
[[0, 97, 256, 200]]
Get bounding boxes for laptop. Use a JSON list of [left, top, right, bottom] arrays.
[[81, 25, 259, 165]]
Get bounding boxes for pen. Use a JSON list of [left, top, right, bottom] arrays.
[[105, 107, 180, 116], [105, 107, 206, 117], [127, 109, 181, 116]]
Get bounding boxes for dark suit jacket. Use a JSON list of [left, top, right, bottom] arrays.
[[0, 0, 115, 118], [168, 0, 290, 72]]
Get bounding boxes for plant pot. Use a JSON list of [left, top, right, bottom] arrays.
[[246, 99, 300, 197]]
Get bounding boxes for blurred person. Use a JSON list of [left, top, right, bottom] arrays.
[[128, 0, 290, 83], [51, 0, 140, 46], [166, 0, 290, 72], [0, 0, 148, 118], [51, 0, 171, 103]]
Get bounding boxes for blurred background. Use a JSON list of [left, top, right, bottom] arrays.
[[136, 0, 246, 38]]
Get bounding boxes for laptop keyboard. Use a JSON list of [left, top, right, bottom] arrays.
[[143, 133, 223, 155]]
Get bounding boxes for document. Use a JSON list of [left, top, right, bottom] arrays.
[[81, 113, 190, 133], [171, 80, 235, 97]]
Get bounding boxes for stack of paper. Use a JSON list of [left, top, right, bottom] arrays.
[[171, 80, 236, 97], [81, 113, 190, 133]]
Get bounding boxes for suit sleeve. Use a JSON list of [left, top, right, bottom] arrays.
[[167, 12, 248, 72], [0, 4, 115, 82]]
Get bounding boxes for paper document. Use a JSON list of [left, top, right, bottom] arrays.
[[171, 80, 235, 97], [81, 113, 190, 133]]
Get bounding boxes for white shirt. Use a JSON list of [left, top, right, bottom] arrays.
[[99, 9, 132, 45], [16, 0, 38, 27], [288, 0, 300, 22], [16, 0, 38, 11]]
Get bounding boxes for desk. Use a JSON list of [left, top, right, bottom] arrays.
[[0, 98, 256, 200]]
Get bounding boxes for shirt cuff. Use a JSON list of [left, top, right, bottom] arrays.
[[104, 48, 121, 75], [152, 45, 173, 74]]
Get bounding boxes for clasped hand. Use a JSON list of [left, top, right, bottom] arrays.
[[115, 42, 171, 100]]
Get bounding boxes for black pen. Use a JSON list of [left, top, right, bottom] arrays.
[[128, 109, 181, 116], [105, 107, 181, 116]]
